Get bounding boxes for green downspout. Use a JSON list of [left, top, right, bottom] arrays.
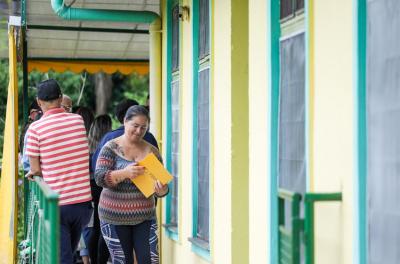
[[49, 0, 163, 144], [51, 0, 159, 23]]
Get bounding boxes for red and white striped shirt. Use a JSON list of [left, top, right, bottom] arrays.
[[26, 108, 92, 206]]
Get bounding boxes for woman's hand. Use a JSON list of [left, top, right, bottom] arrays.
[[154, 180, 168, 197], [125, 164, 145, 180]]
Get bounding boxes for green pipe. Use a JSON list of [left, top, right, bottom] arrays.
[[51, 0, 159, 23], [49, 0, 163, 144]]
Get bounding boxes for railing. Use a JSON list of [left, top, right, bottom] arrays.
[[303, 192, 342, 264], [19, 176, 59, 264], [278, 189, 303, 264], [278, 189, 342, 264]]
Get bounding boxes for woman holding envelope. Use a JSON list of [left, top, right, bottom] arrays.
[[95, 105, 168, 264]]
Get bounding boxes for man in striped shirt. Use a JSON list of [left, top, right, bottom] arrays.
[[26, 79, 92, 264]]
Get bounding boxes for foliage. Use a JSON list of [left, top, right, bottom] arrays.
[[0, 59, 149, 160], [111, 72, 149, 111]]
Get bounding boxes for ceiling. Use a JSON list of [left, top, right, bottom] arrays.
[[1, 0, 160, 60]]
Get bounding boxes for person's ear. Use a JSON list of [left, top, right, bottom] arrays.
[[36, 98, 42, 108]]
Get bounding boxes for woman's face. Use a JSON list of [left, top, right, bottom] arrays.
[[124, 115, 149, 141]]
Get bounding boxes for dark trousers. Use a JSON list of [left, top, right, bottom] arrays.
[[101, 220, 159, 264], [60, 201, 92, 264], [88, 180, 110, 264]]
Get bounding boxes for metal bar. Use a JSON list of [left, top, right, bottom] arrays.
[[291, 194, 301, 263], [22, 29, 28, 123], [34, 176, 58, 199], [278, 189, 303, 264], [304, 192, 342, 264], [28, 24, 149, 34], [48, 194, 59, 263], [304, 193, 342, 202], [21, 0, 26, 26], [278, 188, 301, 201]]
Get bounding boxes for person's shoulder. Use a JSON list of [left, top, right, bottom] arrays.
[[143, 131, 158, 148], [28, 118, 44, 130], [66, 113, 84, 121], [106, 127, 124, 139], [103, 138, 120, 150], [146, 142, 162, 162]]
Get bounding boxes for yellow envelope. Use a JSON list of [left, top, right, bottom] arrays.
[[131, 153, 173, 198]]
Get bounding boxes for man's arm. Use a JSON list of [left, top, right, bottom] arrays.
[[25, 156, 41, 181]]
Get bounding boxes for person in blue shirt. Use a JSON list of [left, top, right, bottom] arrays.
[[91, 99, 158, 172], [90, 99, 159, 264]]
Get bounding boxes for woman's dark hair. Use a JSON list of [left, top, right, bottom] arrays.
[[74, 106, 94, 135], [88, 114, 112, 153], [115, 99, 139, 124], [124, 105, 150, 122]]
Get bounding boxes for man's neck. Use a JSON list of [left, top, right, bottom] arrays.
[[42, 105, 60, 113]]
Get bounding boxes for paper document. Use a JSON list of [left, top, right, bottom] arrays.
[[131, 153, 173, 198]]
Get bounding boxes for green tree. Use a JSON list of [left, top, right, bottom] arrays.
[[0, 60, 149, 159]]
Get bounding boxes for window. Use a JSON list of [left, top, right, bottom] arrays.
[[195, 67, 210, 242], [367, 0, 400, 262], [190, 0, 211, 258], [172, 4, 180, 72], [280, 0, 304, 21], [165, 1, 180, 237], [198, 0, 210, 59], [278, 1, 306, 243], [278, 32, 306, 195]]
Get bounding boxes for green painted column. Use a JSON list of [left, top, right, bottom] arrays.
[[231, 0, 249, 263]]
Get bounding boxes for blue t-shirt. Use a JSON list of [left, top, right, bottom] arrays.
[[91, 126, 158, 172]]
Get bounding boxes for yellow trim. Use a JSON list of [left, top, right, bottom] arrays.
[[231, 1, 249, 263], [177, 0, 183, 241], [0, 27, 19, 263], [27, 60, 149, 75], [307, 0, 315, 191]]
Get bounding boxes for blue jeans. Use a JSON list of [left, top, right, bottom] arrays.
[[59, 201, 92, 264]]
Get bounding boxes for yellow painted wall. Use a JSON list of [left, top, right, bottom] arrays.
[[160, 0, 233, 263], [160, 1, 208, 264], [312, 0, 354, 263], [248, 0, 269, 263], [212, 0, 233, 263]]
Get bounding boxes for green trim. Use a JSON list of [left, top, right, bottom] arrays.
[[22, 30, 28, 124], [51, 0, 159, 23], [21, 0, 26, 26], [231, 1, 249, 264], [304, 193, 342, 264], [278, 189, 303, 264], [164, 225, 179, 241], [191, 243, 212, 262], [192, 0, 200, 243], [354, 0, 367, 263], [28, 25, 149, 34], [267, 0, 281, 263], [164, 0, 178, 241], [191, 0, 211, 260]]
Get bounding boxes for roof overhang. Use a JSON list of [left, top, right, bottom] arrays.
[[2, 0, 160, 74]]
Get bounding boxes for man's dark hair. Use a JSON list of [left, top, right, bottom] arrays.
[[115, 99, 139, 124]]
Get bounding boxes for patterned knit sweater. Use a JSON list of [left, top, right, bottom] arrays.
[[95, 140, 156, 225]]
